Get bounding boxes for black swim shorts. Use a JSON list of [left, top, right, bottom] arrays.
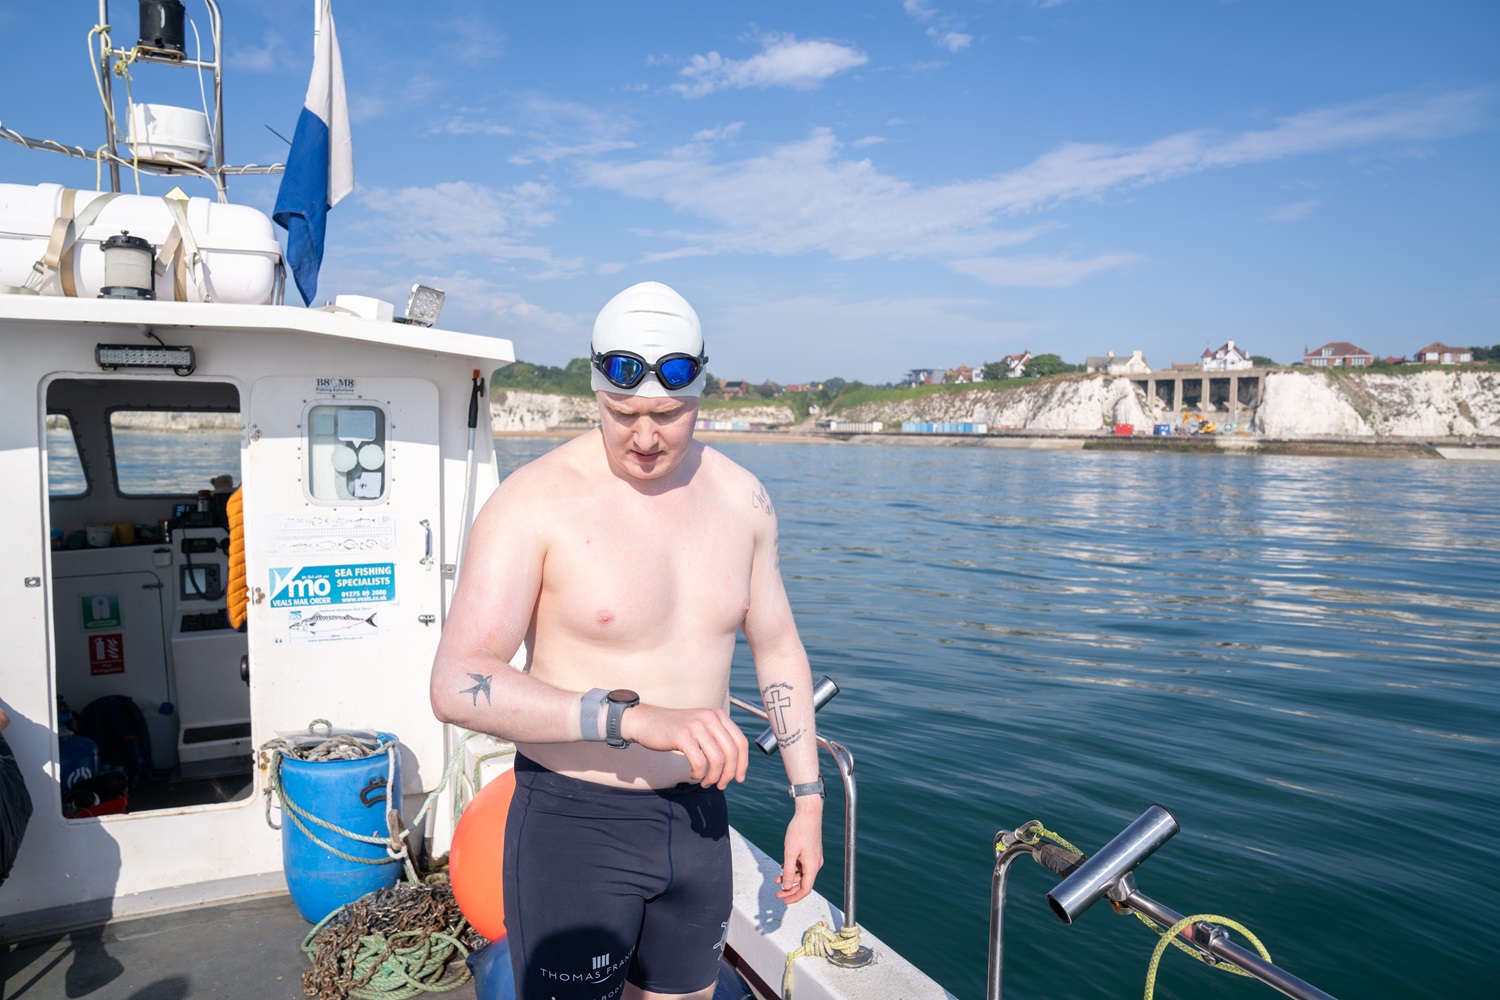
[[503, 754, 732, 999]]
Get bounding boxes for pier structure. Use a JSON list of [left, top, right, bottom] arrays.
[[1133, 368, 1267, 424]]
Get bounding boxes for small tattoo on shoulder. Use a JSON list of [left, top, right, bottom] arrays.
[[460, 673, 493, 706], [752, 486, 774, 516]]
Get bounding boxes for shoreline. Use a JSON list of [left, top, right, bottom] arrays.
[[497, 427, 1500, 458]]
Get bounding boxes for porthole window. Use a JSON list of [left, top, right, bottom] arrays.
[[305, 403, 389, 504]]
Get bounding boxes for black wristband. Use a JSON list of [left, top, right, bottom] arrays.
[[605, 689, 639, 749]]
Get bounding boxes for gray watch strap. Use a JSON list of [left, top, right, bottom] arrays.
[[789, 776, 825, 798], [579, 688, 609, 742]]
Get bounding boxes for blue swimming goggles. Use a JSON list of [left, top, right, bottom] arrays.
[[591, 347, 709, 390]]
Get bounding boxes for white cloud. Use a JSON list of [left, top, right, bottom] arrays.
[[693, 123, 745, 142], [577, 89, 1491, 288], [904, 1, 975, 53], [228, 31, 290, 73], [948, 253, 1142, 287], [422, 272, 585, 351], [852, 135, 886, 149], [429, 116, 515, 137], [673, 34, 868, 98], [349, 75, 443, 124], [1266, 199, 1323, 223], [505, 95, 637, 165], [354, 180, 584, 278], [931, 30, 974, 53], [584, 127, 1055, 263]]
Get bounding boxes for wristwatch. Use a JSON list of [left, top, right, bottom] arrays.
[[788, 776, 825, 799], [605, 689, 639, 749]]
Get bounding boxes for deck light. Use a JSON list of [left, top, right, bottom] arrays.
[[96, 343, 196, 376], [403, 284, 445, 327]]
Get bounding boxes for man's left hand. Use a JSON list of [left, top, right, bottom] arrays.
[[775, 805, 824, 904]]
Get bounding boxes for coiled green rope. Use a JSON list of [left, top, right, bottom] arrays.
[[300, 877, 482, 1000]]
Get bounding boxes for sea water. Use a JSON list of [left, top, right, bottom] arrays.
[[82, 432, 1498, 998], [496, 438, 1499, 1000]]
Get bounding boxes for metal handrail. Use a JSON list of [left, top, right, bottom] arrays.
[[93, 0, 270, 195], [728, 693, 872, 966]]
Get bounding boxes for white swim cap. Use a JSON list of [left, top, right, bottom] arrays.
[[590, 281, 707, 397]]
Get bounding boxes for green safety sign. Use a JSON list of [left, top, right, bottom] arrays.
[[81, 594, 122, 630]]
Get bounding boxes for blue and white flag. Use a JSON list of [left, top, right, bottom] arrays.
[[273, 0, 354, 305]]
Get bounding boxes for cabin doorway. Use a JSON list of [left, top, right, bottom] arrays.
[[44, 376, 253, 820]]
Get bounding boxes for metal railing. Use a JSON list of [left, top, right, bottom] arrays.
[[0, 1, 290, 195], [989, 805, 1338, 1000], [730, 677, 874, 968]]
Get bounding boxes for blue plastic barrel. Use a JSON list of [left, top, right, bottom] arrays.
[[279, 733, 402, 923]]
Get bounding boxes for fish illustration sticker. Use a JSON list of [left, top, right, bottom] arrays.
[[289, 607, 379, 643]]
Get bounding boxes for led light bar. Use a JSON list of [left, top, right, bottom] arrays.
[[404, 284, 446, 327], [96, 343, 196, 372]]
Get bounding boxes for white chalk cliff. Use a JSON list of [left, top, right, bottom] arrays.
[[832, 370, 1500, 438], [483, 372, 1499, 439], [487, 391, 797, 432]]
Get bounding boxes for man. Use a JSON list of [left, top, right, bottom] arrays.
[[431, 281, 824, 1000]]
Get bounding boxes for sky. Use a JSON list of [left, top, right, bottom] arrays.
[[2, 1, 1496, 384]]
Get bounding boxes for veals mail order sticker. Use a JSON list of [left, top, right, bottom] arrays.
[[269, 563, 396, 607]]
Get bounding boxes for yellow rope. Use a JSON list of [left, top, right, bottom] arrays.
[[781, 921, 864, 999], [1139, 912, 1273, 1000], [998, 820, 1082, 857], [86, 24, 142, 194]]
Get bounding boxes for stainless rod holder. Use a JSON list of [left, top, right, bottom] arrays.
[[1048, 804, 1178, 924]]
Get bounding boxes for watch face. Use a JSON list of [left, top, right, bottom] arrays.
[[608, 689, 640, 705]]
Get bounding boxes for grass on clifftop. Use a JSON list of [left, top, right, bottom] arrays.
[[829, 377, 1033, 414], [1320, 361, 1500, 379]]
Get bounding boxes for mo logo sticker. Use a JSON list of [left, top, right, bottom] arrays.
[[269, 563, 396, 608]]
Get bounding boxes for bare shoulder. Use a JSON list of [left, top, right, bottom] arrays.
[[478, 434, 597, 525], [698, 445, 778, 521]]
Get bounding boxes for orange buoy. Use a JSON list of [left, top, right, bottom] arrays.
[[449, 768, 517, 941]]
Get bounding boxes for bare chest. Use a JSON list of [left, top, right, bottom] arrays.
[[538, 489, 756, 646]]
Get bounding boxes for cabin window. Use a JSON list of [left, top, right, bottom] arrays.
[[305, 403, 389, 503], [47, 413, 88, 496], [109, 410, 243, 496]]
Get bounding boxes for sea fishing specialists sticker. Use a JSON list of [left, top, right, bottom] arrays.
[[268, 563, 396, 608]]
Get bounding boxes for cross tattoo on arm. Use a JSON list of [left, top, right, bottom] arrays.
[[763, 682, 793, 734]]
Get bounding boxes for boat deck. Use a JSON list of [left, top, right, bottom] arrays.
[[0, 892, 483, 1000], [0, 892, 758, 1000]]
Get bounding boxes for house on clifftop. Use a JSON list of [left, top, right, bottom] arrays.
[[1202, 340, 1253, 371], [1085, 350, 1152, 376], [1413, 342, 1474, 365], [1001, 351, 1031, 378], [1304, 342, 1374, 368]]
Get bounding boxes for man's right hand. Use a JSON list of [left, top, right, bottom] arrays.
[[621, 705, 749, 789]]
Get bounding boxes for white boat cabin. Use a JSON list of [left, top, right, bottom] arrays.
[[0, 290, 513, 934]]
